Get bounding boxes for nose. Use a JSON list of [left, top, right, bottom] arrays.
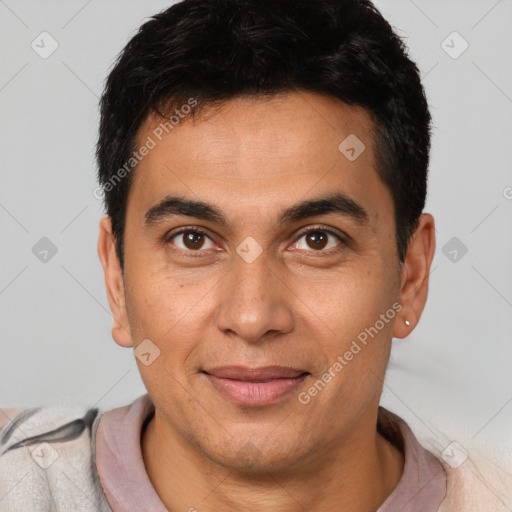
[[215, 249, 295, 344]]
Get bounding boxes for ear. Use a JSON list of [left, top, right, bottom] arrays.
[[393, 213, 436, 339], [97, 215, 133, 348]]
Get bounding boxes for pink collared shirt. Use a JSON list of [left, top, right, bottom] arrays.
[[95, 394, 446, 511]]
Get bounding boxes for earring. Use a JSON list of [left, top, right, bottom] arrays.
[[404, 319, 410, 326]]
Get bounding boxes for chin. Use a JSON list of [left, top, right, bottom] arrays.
[[196, 431, 311, 476]]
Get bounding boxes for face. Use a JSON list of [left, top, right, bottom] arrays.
[[100, 92, 425, 474]]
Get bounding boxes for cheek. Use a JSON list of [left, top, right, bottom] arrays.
[[300, 260, 397, 387], [124, 260, 204, 366], [299, 260, 394, 338]]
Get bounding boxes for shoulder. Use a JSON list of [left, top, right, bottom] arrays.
[[379, 408, 512, 511], [418, 436, 512, 512], [0, 403, 111, 511]]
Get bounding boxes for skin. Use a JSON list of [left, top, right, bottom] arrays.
[[98, 91, 435, 512]]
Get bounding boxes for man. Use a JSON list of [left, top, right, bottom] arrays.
[[1, 0, 511, 510]]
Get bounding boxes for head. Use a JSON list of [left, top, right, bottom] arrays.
[[97, 0, 435, 473]]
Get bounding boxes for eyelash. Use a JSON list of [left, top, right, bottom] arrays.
[[165, 225, 347, 257]]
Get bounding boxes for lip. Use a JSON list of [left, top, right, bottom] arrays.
[[202, 366, 309, 407]]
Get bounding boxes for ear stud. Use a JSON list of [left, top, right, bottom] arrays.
[[404, 319, 411, 326]]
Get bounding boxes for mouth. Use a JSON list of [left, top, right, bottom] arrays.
[[201, 365, 310, 407]]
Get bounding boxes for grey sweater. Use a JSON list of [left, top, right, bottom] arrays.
[[0, 403, 111, 511]]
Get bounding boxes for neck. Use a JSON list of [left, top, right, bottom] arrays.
[[141, 408, 404, 512]]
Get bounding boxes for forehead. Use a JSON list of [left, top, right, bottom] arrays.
[[127, 92, 393, 229]]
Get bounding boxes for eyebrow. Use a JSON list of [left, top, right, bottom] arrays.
[[144, 192, 370, 229]]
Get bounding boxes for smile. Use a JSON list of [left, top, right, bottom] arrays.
[[202, 366, 310, 407]]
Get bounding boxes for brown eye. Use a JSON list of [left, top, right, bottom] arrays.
[[183, 231, 205, 250], [168, 229, 215, 252], [305, 231, 328, 250], [293, 228, 344, 252]]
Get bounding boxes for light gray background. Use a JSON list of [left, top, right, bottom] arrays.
[[1, 0, 511, 469]]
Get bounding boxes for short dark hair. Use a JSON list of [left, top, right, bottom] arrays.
[[96, 0, 431, 270]]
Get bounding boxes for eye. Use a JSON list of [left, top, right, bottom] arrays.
[[292, 227, 345, 253], [167, 228, 215, 252], [165, 226, 347, 256]]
